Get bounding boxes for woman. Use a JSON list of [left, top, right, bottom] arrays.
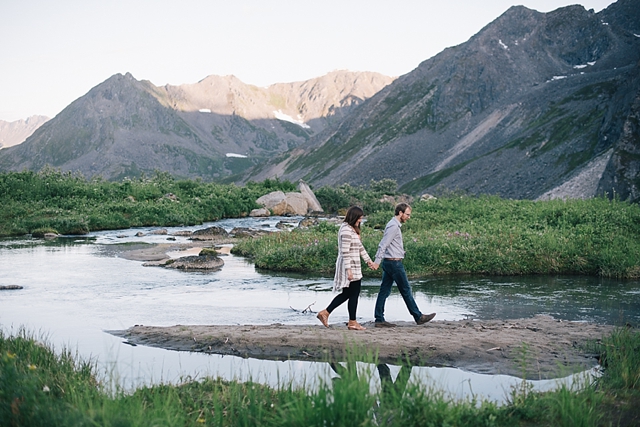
[[317, 206, 376, 331]]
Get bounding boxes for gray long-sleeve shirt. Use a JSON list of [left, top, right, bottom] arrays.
[[374, 217, 405, 264]]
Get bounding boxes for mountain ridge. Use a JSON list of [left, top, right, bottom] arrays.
[[0, 116, 49, 150], [0, 71, 393, 180], [1, 0, 638, 202], [245, 0, 640, 202]]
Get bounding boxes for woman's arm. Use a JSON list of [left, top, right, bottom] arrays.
[[340, 228, 355, 280]]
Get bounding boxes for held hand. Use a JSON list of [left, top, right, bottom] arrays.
[[347, 269, 354, 281]]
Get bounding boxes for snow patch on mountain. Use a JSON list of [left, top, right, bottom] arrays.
[[273, 110, 310, 129]]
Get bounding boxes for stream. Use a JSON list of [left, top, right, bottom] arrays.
[[1, 217, 638, 403]]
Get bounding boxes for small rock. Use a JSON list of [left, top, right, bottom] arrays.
[[250, 208, 271, 217], [135, 232, 145, 237], [0, 285, 23, 290], [298, 218, 318, 228], [276, 221, 295, 229], [230, 227, 273, 238]]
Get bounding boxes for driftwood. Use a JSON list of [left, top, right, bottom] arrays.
[[290, 301, 316, 314]]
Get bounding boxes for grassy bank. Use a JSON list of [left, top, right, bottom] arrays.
[[3, 169, 639, 278], [233, 195, 640, 279], [2, 327, 639, 426], [0, 169, 296, 237]]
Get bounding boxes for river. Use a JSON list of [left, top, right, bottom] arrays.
[[1, 217, 638, 403]]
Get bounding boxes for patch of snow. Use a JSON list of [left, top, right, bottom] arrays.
[[515, 40, 519, 46], [498, 39, 508, 49], [635, 34, 640, 38], [199, 109, 211, 113], [273, 110, 310, 129], [552, 76, 567, 80], [602, 22, 609, 25], [573, 64, 588, 69], [587, 61, 596, 66], [226, 153, 248, 158]]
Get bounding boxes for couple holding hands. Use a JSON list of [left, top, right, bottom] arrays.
[[316, 203, 436, 331]]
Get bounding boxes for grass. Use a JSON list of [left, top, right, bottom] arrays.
[[234, 194, 640, 279], [2, 169, 639, 278], [2, 327, 639, 426], [0, 169, 296, 237]]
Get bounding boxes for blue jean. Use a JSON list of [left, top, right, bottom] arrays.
[[374, 259, 422, 322]]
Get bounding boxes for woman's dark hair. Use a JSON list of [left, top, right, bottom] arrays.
[[344, 206, 364, 235]]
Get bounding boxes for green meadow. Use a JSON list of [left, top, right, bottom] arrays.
[[235, 193, 640, 279], [0, 169, 295, 237], [1, 169, 639, 278]]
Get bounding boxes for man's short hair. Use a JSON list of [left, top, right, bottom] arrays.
[[395, 203, 411, 216]]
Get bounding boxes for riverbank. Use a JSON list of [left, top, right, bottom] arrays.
[[233, 195, 640, 279], [109, 315, 612, 379], [4, 327, 640, 426]]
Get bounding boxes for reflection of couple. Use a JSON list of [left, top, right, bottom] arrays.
[[330, 360, 411, 420], [317, 203, 436, 330]]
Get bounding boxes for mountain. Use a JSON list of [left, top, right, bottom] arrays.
[[0, 71, 392, 180], [247, 0, 640, 202], [0, 116, 49, 149]]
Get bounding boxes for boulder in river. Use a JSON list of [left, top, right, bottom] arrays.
[[298, 180, 323, 213], [256, 190, 312, 216], [163, 255, 224, 271], [190, 226, 229, 241]]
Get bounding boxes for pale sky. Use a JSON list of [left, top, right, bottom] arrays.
[[0, 0, 615, 121]]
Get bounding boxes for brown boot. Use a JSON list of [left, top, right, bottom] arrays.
[[347, 320, 366, 331], [317, 309, 330, 328]]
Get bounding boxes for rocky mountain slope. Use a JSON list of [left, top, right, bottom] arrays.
[[0, 116, 49, 149], [0, 71, 392, 180], [247, 0, 640, 202]]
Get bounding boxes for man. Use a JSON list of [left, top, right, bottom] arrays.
[[372, 203, 436, 327]]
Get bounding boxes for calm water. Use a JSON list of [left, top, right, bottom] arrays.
[[1, 217, 638, 403]]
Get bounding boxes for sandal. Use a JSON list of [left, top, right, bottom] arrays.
[[317, 310, 330, 328], [347, 320, 366, 330]]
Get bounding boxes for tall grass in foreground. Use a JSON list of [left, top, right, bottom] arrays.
[[234, 195, 640, 278], [2, 327, 639, 426]]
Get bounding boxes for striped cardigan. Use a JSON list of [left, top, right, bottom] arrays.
[[333, 223, 372, 291]]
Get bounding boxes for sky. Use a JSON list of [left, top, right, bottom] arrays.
[[0, 0, 615, 122]]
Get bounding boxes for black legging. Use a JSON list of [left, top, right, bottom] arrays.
[[326, 280, 362, 321]]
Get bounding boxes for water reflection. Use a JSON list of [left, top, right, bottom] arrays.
[[407, 276, 640, 325], [0, 217, 638, 404]]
